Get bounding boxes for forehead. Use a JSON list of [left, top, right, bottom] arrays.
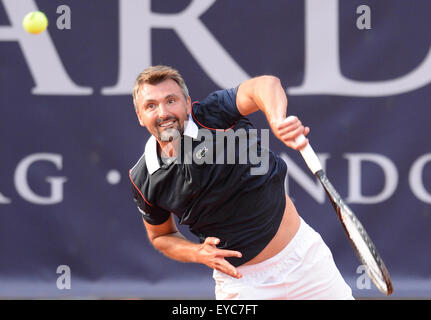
[[138, 79, 183, 102]]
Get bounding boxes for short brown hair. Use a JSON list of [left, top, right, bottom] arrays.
[[132, 65, 189, 110]]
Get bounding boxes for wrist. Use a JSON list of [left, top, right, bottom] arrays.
[[190, 242, 203, 264]]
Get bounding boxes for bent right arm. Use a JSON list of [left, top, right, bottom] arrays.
[[143, 214, 243, 278]]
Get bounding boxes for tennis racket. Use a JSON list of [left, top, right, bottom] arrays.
[[288, 117, 393, 296]]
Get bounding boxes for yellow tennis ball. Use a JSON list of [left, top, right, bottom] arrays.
[[22, 11, 48, 35]]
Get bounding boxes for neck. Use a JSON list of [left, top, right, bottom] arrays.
[[157, 138, 179, 158]]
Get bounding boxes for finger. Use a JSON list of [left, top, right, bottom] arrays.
[[279, 125, 305, 142], [295, 127, 310, 149], [277, 121, 301, 136], [276, 116, 299, 130], [286, 128, 310, 148], [286, 137, 308, 150], [294, 137, 309, 150], [231, 269, 242, 279], [204, 237, 220, 246], [216, 261, 242, 279], [216, 249, 242, 259], [222, 268, 242, 279]]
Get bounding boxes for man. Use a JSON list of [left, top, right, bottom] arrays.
[[129, 65, 353, 300]]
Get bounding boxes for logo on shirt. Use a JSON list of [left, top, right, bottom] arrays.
[[195, 146, 208, 160]]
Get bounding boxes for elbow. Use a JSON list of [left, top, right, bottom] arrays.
[[148, 233, 163, 249], [149, 234, 167, 255], [250, 75, 282, 99], [260, 75, 281, 87], [146, 234, 158, 249]]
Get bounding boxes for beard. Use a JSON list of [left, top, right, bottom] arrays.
[[155, 116, 183, 142], [159, 127, 181, 142]]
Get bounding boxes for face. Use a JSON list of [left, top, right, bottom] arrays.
[[135, 79, 191, 143]]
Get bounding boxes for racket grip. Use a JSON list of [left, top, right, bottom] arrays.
[[295, 134, 322, 174]]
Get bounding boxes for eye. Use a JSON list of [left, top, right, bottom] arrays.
[[145, 103, 156, 111], [167, 98, 176, 104]]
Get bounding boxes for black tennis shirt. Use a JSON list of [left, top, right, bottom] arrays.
[[129, 87, 287, 267]]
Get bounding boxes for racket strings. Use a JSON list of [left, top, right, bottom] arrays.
[[317, 171, 393, 295], [339, 207, 392, 294]]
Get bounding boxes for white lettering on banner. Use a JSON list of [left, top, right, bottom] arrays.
[[288, 0, 431, 97], [1, 152, 430, 205], [283, 152, 402, 204], [409, 154, 431, 204], [0, 193, 12, 204], [14, 153, 67, 205], [102, 0, 249, 95], [0, 0, 429, 96], [345, 153, 398, 204], [0, 0, 91, 95]]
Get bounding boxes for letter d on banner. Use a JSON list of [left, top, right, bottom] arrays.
[[345, 153, 398, 204]]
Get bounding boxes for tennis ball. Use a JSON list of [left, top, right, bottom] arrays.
[[22, 11, 48, 35]]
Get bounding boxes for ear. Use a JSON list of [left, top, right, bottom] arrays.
[[136, 110, 145, 127], [186, 96, 192, 116]]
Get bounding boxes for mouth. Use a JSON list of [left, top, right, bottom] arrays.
[[158, 120, 176, 128]]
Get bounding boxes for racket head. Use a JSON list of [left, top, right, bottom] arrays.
[[316, 170, 394, 296]]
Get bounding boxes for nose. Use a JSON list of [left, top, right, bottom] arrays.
[[158, 104, 169, 118]]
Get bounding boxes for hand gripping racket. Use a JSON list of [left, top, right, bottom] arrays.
[[288, 116, 394, 296]]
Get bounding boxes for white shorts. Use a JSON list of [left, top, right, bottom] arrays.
[[213, 218, 354, 300]]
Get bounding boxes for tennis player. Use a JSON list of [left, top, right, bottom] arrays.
[[129, 65, 353, 300]]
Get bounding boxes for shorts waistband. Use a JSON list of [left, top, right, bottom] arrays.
[[236, 217, 308, 276]]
